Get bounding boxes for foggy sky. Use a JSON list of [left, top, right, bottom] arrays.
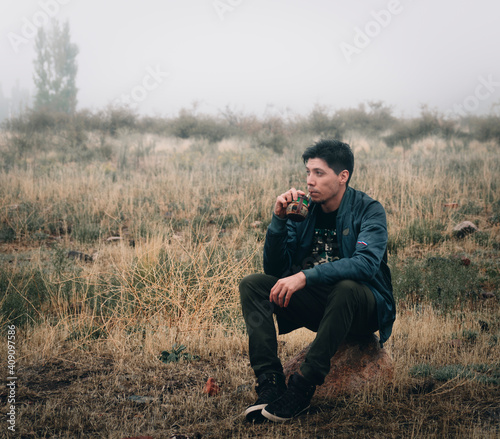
[[2, 0, 500, 118]]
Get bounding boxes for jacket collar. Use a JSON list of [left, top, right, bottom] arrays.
[[337, 186, 353, 216]]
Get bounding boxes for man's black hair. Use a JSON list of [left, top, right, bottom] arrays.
[[302, 139, 354, 185]]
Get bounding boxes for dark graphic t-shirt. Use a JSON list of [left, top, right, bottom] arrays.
[[306, 208, 340, 268]]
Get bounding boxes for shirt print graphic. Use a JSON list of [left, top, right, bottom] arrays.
[[310, 227, 340, 266]]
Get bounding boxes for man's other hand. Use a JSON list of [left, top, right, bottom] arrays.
[[269, 272, 306, 307]]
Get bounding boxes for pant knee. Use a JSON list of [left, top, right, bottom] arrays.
[[239, 273, 275, 305], [330, 280, 362, 304], [328, 280, 377, 330], [239, 273, 260, 303]]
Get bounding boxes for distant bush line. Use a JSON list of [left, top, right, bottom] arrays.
[[2, 102, 499, 156]]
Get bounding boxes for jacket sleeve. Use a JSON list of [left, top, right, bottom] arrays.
[[263, 214, 298, 277], [301, 200, 388, 286]]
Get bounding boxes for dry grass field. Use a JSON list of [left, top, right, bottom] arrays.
[[0, 124, 499, 438]]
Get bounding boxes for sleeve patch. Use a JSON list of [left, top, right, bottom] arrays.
[[357, 241, 368, 246]]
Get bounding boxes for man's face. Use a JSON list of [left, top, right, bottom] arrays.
[[305, 158, 348, 210]]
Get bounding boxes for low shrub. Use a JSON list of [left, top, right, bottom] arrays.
[[409, 363, 499, 384], [0, 266, 49, 327], [391, 256, 483, 309]]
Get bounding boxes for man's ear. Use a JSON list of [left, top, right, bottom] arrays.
[[339, 170, 349, 184]]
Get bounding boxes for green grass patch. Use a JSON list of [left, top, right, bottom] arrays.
[[409, 363, 500, 385]]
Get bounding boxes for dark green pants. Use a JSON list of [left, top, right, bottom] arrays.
[[239, 273, 378, 385]]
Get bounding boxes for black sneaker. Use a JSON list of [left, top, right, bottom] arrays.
[[261, 372, 316, 422], [244, 373, 286, 422]]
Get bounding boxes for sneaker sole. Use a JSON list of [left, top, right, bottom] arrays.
[[261, 404, 310, 422], [244, 404, 268, 422]]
